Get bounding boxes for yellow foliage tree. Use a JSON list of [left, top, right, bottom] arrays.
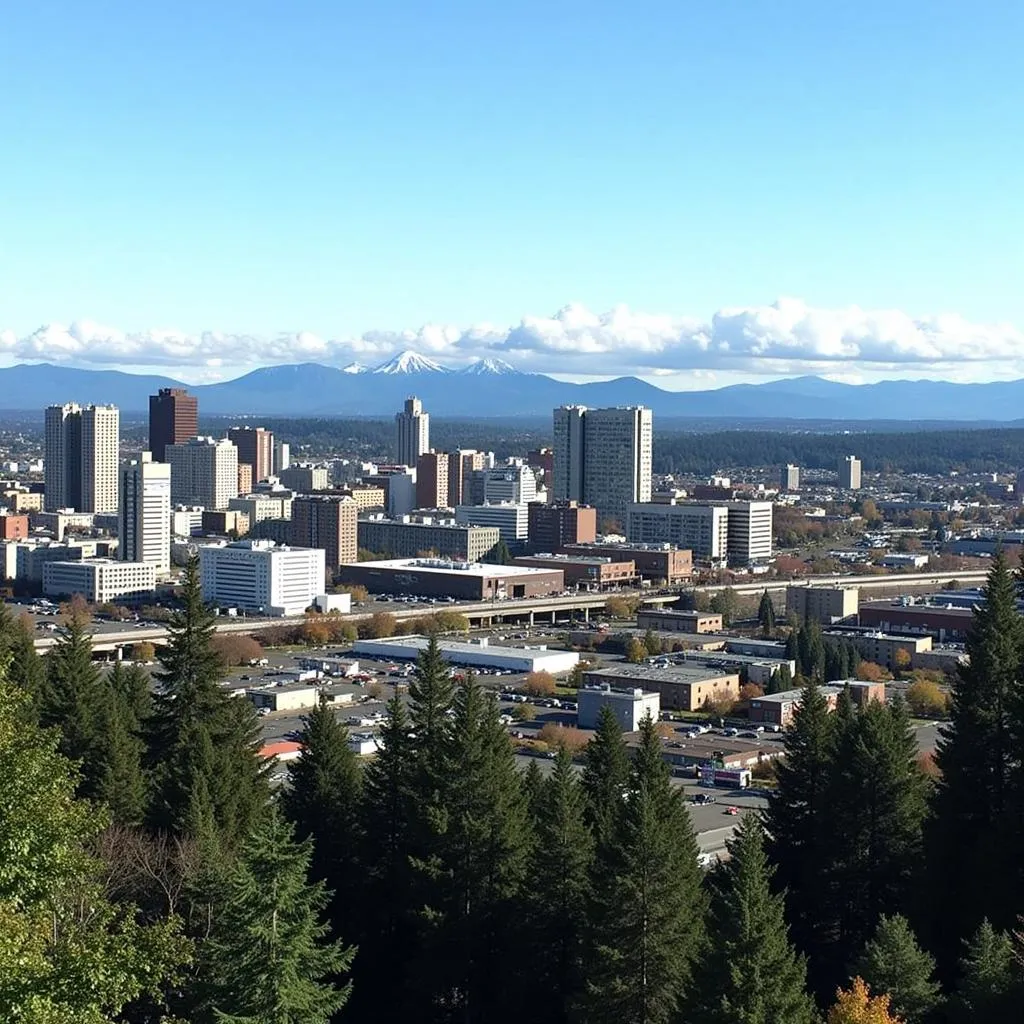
[[828, 977, 904, 1024]]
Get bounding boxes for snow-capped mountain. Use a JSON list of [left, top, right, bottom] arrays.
[[458, 357, 518, 375], [342, 362, 365, 374], [371, 350, 449, 374]]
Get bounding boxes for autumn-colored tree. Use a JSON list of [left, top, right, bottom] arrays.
[[604, 596, 638, 620], [303, 619, 332, 646], [856, 661, 892, 683], [703, 687, 736, 719], [537, 722, 588, 754], [905, 679, 948, 718], [129, 641, 156, 662], [210, 633, 264, 667], [624, 637, 647, 664], [739, 682, 765, 701], [338, 583, 369, 602], [524, 670, 557, 697], [360, 611, 397, 639], [827, 977, 903, 1023]]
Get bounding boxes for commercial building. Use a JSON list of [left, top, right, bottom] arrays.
[[248, 686, 320, 713], [823, 628, 932, 671], [44, 403, 120, 513], [416, 452, 450, 509], [838, 455, 862, 490], [577, 685, 661, 731], [339, 557, 564, 601], [857, 598, 974, 642], [228, 426, 274, 484], [627, 501, 730, 564], [512, 553, 636, 589], [471, 463, 538, 505], [636, 608, 724, 634], [358, 516, 500, 562], [749, 681, 884, 728], [14, 542, 85, 583], [447, 449, 485, 507], [583, 664, 740, 713], [199, 539, 325, 616], [291, 494, 358, 570], [335, 484, 386, 511], [237, 464, 253, 496], [273, 440, 290, 475], [724, 501, 773, 565], [201, 509, 250, 536], [455, 503, 529, 544], [167, 437, 239, 510], [0, 513, 28, 540], [279, 465, 330, 493], [364, 468, 417, 517], [119, 453, 171, 575], [353, 635, 580, 675], [229, 493, 291, 524], [553, 405, 653, 524], [786, 585, 860, 625], [43, 559, 156, 604], [148, 388, 198, 461], [171, 506, 204, 537], [527, 501, 597, 553], [395, 397, 430, 468], [561, 542, 692, 584], [780, 464, 800, 491]]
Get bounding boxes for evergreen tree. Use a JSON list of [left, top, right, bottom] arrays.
[[770, 663, 792, 694], [583, 715, 707, 1024], [853, 914, 940, 1024], [947, 919, 1020, 1023], [145, 556, 268, 845], [522, 755, 545, 815], [643, 628, 662, 656], [926, 551, 1024, 961], [758, 590, 776, 637], [785, 625, 800, 663], [407, 632, 455, 786], [527, 745, 594, 1023], [0, 605, 44, 711], [581, 703, 630, 848], [95, 660, 149, 825], [200, 810, 355, 1024]]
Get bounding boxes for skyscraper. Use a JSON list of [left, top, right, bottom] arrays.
[[228, 426, 274, 484], [395, 397, 429, 468], [553, 405, 652, 525], [148, 388, 198, 461], [447, 449, 485, 506], [416, 451, 450, 509], [780, 464, 800, 491], [291, 494, 358, 571], [838, 455, 862, 490], [44, 403, 120, 513], [120, 452, 171, 575], [166, 437, 239, 509]]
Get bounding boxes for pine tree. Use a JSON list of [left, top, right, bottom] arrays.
[[758, 590, 776, 637], [0, 605, 44, 712], [854, 914, 940, 1024], [947, 919, 1020, 1024], [927, 551, 1024, 961], [770, 662, 792, 694], [693, 815, 816, 1024], [584, 715, 707, 1024], [785, 625, 800, 663], [582, 703, 630, 848], [200, 810, 355, 1024], [527, 745, 594, 1023], [407, 632, 455, 786], [95, 660, 148, 824], [522, 755, 546, 815]]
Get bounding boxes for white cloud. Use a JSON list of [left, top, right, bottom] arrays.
[[3, 298, 1024, 381]]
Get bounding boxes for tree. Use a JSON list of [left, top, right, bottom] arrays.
[[827, 978, 903, 1024], [0, 607, 44, 711], [483, 538, 512, 565], [853, 914, 940, 1024], [643, 628, 662, 656], [709, 587, 738, 626], [359, 610, 397, 638], [770, 662, 793, 694], [523, 669, 557, 697], [537, 722, 589, 754], [582, 704, 630, 849], [95, 660, 150, 826], [693, 816, 816, 1024], [758, 590, 776, 637], [604, 595, 637, 620], [947, 919, 1020, 1023], [130, 640, 156, 662], [625, 636, 647, 663], [856, 661, 892, 683], [583, 715, 707, 1024], [905, 679, 948, 718], [200, 810, 355, 1024], [210, 633, 264, 667], [702, 687, 736, 720]]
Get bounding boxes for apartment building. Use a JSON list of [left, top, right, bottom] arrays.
[[279, 465, 330, 493], [838, 455, 862, 490], [627, 502, 730, 564], [167, 437, 239, 510], [527, 501, 598, 552], [44, 403, 120, 513], [291, 494, 358, 570], [416, 452, 450, 509], [786, 585, 859, 624]]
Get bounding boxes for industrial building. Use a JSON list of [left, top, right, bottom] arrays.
[[577, 685, 660, 731], [358, 515, 500, 562], [247, 685, 320, 712], [43, 559, 157, 604], [582, 664, 740, 712], [512, 553, 636, 589], [786, 585, 860, 625], [636, 608, 724, 634], [339, 557, 564, 601], [352, 635, 580, 674]]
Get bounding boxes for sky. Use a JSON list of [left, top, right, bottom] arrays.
[[2, 1, 1023, 389]]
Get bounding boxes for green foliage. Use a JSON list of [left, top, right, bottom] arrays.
[[483, 538, 512, 564], [769, 662, 792, 694], [709, 587, 738, 625], [758, 589, 776, 637], [947, 919, 1021, 1023], [853, 914, 940, 1024], [582, 704, 630, 849], [643, 628, 662, 656], [625, 636, 647, 663]]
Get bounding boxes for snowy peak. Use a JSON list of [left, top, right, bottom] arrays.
[[371, 350, 448, 374], [459, 357, 518, 375], [342, 362, 366, 374]]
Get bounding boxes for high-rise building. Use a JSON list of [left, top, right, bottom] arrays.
[[447, 450, 485, 507], [119, 452, 171, 575], [166, 437, 239, 510], [395, 397, 429, 468], [416, 452, 450, 509], [148, 388, 198, 461], [780, 464, 800, 491], [237, 463, 253, 495], [723, 501, 774, 565], [472, 463, 538, 505], [627, 502, 730, 564], [527, 500, 597, 553], [455, 503, 529, 544], [44, 403, 120, 513], [228, 426, 274, 484], [291, 495, 358, 571], [273, 440, 291, 475], [553, 405, 652, 525], [838, 455, 862, 490]]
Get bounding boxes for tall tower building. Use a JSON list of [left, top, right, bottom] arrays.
[[395, 397, 429, 468], [447, 449, 485, 507], [228, 426, 274, 484], [416, 452, 450, 509], [120, 452, 171, 575], [838, 455, 862, 490], [166, 437, 239, 509], [291, 494, 358, 571], [44, 403, 120, 513], [553, 405, 652, 525], [148, 388, 198, 461], [780, 464, 800, 491], [273, 440, 291, 475]]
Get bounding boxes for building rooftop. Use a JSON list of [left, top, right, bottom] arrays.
[[579, 684, 659, 701], [518, 553, 626, 565], [584, 663, 738, 684], [345, 557, 560, 578], [752, 686, 846, 704], [640, 607, 720, 618]]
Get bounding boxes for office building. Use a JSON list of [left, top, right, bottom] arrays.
[[724, 501, 774, 565], [553, 405, 653, 524], [583, 665, 739, 714], [273, 440, 291, 475], [395, 397, 429, 468], [119, 452, 171, 575], [358, 515, 499, 562], [780, 464, 800, 491], [335, 484, 386, 511], [838, 455, 862, 490], [166, 437, 239, 510], [364, 468, 417, 517], [627, 502, 730, 564], [577, 684, 661, 731], [237, 464, 253, 495], [44, 403, 120, 514], [512, 553, 636, 588], [291, 494, 358, 570], [749, 682, 884, 728], [199, 539, 325, 616], [229, 493, 292, 524], [635, 608, 724, 634], [171, 506, 205, 537], [455, 503, 529, 544], [471, 463, 538, 505], [43, 559, 156, 604], [279, 465, 330, 493], [527, 501, 597, 553], [416, 452, 450, 509], [0, 513, 29, 540], [447, 449, 485, 507], [823, 629, 932, 672], [786, 585, 860, 625], [228, 426, 274, 483], [148, 388, 198, 461], [561, 542, 692, 584], [201, 509, 250, 536]]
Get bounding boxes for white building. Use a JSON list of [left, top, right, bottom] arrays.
[[838, 455, 862, 490], [577, 685, 661, 731], [476, 463, 538, 505], [353, 635, 580, 674], [44, 403, 120, 513], [724, 501, 774, 565], [455, 502, 529, 543], [199, 539, 325, 616], [273, 440, 291, 474], [166, 437, 239, 510], [43, 559, 157, 604], [627, 502, 730, 563], [171, 506, 205, 537], [395, 397, 430, 468], [120, 453, 171, 575], [229, 494, 293, 523]]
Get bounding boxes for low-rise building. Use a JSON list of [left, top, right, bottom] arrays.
[[749, 681, 884, 727], [577, 684, 661, 731], [352, 635, 579, 674], [582, 663, 740, 712], [560, 542, 692, 584], [247, 685, 320, 713], [824, 628, 932, 671], [636, 608, 724, 634], [202, 509, 250, 536], [512, 553, 636, 589], [0, 513, 29, 540], [279, 465, 330, 493], [455, 502, 529, 544], [43, 559, 157, 604], [858, 599, 974, 642], [358, 515, 499, 562], [786, 585, 860, 624]]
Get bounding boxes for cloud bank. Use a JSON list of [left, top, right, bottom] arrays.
[[2, 298, 1022, 380]]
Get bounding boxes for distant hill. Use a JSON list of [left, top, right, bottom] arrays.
[[2, 355, 1024, 421]]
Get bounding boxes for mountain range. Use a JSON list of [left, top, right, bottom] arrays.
[[1, 352, 1024, 421]]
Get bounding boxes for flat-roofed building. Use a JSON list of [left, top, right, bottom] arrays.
[[455, 503, 528, 544], [627, 501, 729, 564], [823, 628, 932, 671], [279, 465, 330, 493], [582, 663, 740, 713], [353, 635, 579, 674], [577, 684, 660, 731], [750, 681, 883, 727], [527, 501, 597, 553], [0, 513, 29, 540], [416, 452, 450, 509], [724, 501, 773, 565], [228, 426, 274, 484], [780, 464, 800, 491], [858, 599, 974, 642], [119, 453, 171, 575], [291, 494, 358, 570], [636, 608, 724, 634], [201, 509, 250, 536], [512, 553, 636, 588], [358, 515, 499, 562], [838, 455, 862, 490], [786, 585, 860, 625], [447, 449, 485, 507], [43, 559, 156, 604], [167, 437, 239, 510], [561, 542, 692, 584], [336, 484, 386, 511]]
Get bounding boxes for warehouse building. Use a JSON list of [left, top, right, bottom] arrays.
[[582, 663, 740, 712], [858, 598, 974, 642], [577, 685, 660, 731], [352, 635, 579, 674], [247, 685, 320, 713], [636, 608, 724, 634]]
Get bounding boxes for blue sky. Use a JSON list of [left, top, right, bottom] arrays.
[[2, 1, 1023, 387]]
